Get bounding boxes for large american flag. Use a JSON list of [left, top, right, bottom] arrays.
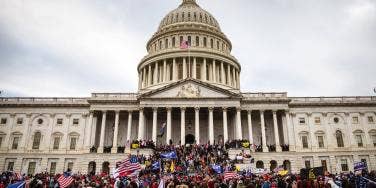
[[57, 172, 74, 188], [114, 157, 141, 178], [224, 171, 239, 181]]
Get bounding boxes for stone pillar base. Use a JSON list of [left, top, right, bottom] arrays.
[[97, 148, 104, 153], [111, 148, 118, 154], [276, 146, 282, 152]]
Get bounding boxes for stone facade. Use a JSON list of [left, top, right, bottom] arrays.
[[0, 0, 376, 175]]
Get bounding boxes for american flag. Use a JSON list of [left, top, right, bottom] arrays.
[[224, 171, 239, 181], [180, 40, 190, 49], [114, 157, 141, 178], [57, 172, 74, 188]]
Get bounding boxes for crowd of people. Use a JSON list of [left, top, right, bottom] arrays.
[[1, 142, 376, 188]]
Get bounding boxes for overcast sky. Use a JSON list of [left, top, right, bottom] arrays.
[[0, 0, 375, 97]]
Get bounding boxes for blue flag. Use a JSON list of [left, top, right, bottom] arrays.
[[158, 123, 166, 137], [152, 161, 160, 170], [212, 164, 222, 174], [160, 151, 177, 159], [7, 181, 25, 188], [130, 155, 139, 163]]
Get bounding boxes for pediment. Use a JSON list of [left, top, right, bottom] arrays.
[[140, 79, 241, 99]]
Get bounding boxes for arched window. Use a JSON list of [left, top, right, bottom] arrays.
[[256, 161, 264, 169], [217, 41, 220, 50], [203, 37, 207, 47], [210, 39, 214, 48], [187, 36, 191, 46], [159, 40, 162, 50], [195, 36, 199, 47], [32, 132, 41, 149], [194, 12, 197, 21], [336, 130, 344, 147], [165, 38, 168, 49], [180, 36, 183, 46], [172, 37, 176, 47]]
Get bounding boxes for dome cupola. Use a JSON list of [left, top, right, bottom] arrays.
[[138, 0, 241, 93]]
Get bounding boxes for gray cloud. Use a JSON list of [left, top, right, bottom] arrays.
[[0, 0, 375, 97]]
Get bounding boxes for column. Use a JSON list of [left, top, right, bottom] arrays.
[[172, 58, 177, 81], [208, 107, 214, 144], [232, 67, 236, 87], [180, 107, 186, 145], [260, 110, 267, 152], [285, 111, 296, 151], [111, 111, 120, 153], [223, 108, 228, 143], [163, 59, 167, 82], [212, 60, 216, 82], [138, 108, 144, 140], [345, 113, 354, 147], [192, 58, 197, 79], [195, 107, 200, 144], [126, 111, 133, 143], [236, 108, 243, 140], [4, 114, 15, 150], [142, 68, 146, 88], [227, 64, 231, 85], [148, 65, 152, 86], [98, 111, 107, 153], [85, 111, 93, 150], [183, 57, 187, 79], [273, 111, 281, 152], [247, 110, 254, 147], [221, 61, 225, 84], [236, 71, 240, 89], [152, 108, 158, 144], [154, 62, 158, 84], [307, 113, 315, 149], [21, 114, 31, 150], [166, 108, 172, 144], [202, 58, 207, 81]]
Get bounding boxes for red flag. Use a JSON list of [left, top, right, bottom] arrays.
[[114, 157, 141, 178], [180, 40, 190, 49]]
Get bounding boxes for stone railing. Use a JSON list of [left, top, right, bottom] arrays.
[[0, 97, 88, 105], [242, 92, 288, 99], [290, 96, 376, 104], [91, 93, 138, 100]]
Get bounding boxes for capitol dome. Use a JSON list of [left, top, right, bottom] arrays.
[[158, 0, 221, 32], [138, 0, 241, 93]]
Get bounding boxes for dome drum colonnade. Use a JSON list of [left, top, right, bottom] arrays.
[[138, 0, 241, 91]]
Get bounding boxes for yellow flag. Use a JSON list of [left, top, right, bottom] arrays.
[[235, 165, 240, 172], [278, 170, 288, 176], [170, 161, 175, 173]]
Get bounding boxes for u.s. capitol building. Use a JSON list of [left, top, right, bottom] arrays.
[[1, 0, 375, 175]]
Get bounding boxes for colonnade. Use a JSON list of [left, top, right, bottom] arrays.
[[139, 57, 240, 89], [90, 108, 290, 153]]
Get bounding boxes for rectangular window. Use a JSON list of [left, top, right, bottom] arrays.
[[361, 159, 367, 168], [70, 137, 77, 150], [0, 137, 3, 147], [299, 118, 306, 124], [73, 119, 79, 125], [341, 159, 349, 171], [302, 136, 308, 148], [0, 118, 7, 124], [368, 116, 374, 123], [56, 119, 63, 125], [50, 162, 57, 175], [7, 162, 14, 171], [27, 162, 36, 175], [356, 135, 363, 147], [352, 117, 359, 124], [372, 135, 376, 147], [305, 160, 311, 169], [318, 136, 325, 148], [53, 137, 60, 150], [12, 137, 19, 149], [17, 118, 23, 125], [321, 160, 327, 172], [314, 117, 321, 124], [67, 162, 74, 171]]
